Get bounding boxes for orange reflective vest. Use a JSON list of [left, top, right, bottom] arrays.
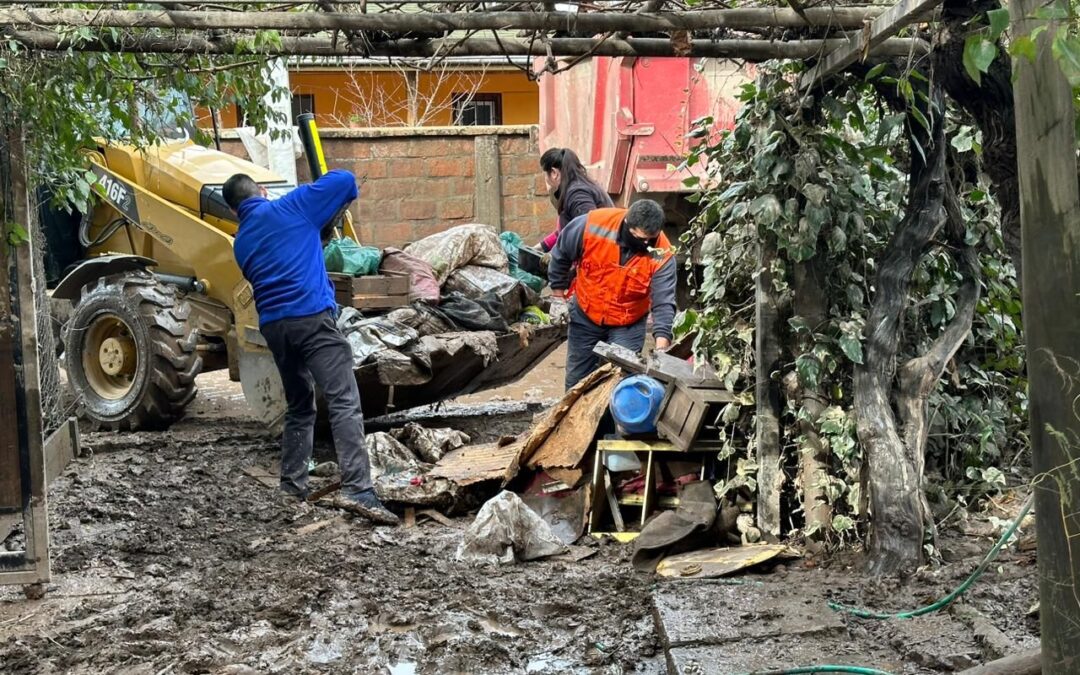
[[575, 208, 672, 327]]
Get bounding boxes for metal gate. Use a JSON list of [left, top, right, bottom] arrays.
[[0, 121, 76, 595]]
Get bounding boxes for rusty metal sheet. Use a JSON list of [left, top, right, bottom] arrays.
[[526, 372, 618, 470]]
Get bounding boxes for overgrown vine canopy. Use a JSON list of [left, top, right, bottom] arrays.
[[677, 63, 1026, 555]]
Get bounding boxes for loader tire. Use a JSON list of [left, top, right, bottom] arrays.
[[66, 271, 202, 431]]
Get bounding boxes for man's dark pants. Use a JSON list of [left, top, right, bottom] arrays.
[[565, 301, 647, 390], [261, 310, 373, 498]]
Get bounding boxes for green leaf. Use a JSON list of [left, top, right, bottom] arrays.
[[795, 354, 822, 390], [1034, 1, 1069, 20], [987, 8, 1010, 41], [864, 63, 887, 81], [963, 35, 999, 85], [1051, 33, 1080, 87], [832, 515, 855, 532], [1011, 35, 1038, 64], [750, 194, 783, 225], [838, 334, 864, 364], [5, 222, 28, 246]]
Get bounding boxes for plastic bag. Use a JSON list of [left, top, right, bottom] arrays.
[[391, 423, 471, 464], [455, 491, 567, 565], [499, 231, 545, 293], [438, 292, 510, 333], [324, 237, 382, 276], [445, 266, 539, 323], [404, 224, 508, 284]]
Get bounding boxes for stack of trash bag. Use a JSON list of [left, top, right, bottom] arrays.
[[499, 231, 545, 293], [324, 237, 382, 276], [404, 224, 550, 327], [326, 224, 563, 375], [404, 224, 508, 284]]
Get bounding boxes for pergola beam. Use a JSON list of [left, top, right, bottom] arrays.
[[2, 29, 928, 60], [799, 0, 943, 89], [0, 6, 891, 34]]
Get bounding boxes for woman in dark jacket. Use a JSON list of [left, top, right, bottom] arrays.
[[538, 147, 613, 252]]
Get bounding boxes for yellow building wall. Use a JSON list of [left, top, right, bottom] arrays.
[[205, 68, 538, 128]]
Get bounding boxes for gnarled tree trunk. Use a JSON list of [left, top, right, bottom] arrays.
[[854, 83, 949, 576], [896, 178, 982, 540]]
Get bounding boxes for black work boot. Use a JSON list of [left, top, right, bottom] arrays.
[[333, 489, 401, 526]]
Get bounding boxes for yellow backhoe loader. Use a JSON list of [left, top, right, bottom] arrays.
[[46, 112, 563, 431]]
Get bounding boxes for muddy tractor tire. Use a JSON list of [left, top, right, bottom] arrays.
[[65, 271, 202, 431]]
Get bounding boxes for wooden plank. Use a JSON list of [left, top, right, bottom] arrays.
[[335, 292, 410, 310], [799, 0, 943, 90], [1011, 0, 1080, 668], [0, 297, 19, 510], [597, 439, 677, 452], [329, 273, 409, 296], [0, 116, 50, 588], [756, 241, 784, 540], [44, 418, 79, 486], [429, 437, 522, 486], [603, 470, 626, 532], [473, 135, 502, 229], [593, 341, 724, 387]]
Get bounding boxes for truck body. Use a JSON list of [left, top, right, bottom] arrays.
[[537, 56, 752, 231]]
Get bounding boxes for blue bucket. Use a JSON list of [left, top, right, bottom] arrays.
[[610, 375, 666, 435]]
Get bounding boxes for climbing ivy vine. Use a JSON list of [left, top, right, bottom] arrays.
[[677, 64, 1027, 547]]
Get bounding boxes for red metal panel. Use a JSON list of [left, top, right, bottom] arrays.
[[538, 57, 753, 202]]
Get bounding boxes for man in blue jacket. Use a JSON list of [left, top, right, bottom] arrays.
[[227, 169, 398, 525]]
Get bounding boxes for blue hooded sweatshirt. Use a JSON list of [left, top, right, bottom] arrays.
[[233, 170, 358, 327]]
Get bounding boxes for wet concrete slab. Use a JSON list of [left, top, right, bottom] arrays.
[[652, 579, 845, 648], [667, 634, 902, 675]]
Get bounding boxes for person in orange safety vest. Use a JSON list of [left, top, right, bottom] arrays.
[[548, 200, 677, 391]]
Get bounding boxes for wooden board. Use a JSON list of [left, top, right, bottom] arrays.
[[429, 437, 523, 486], [656, 544, 792, 579], [329, 273, 409, 296], [526, 373, 618, 470], [330, 273, 410, 310], [334, 291, 410, 310]]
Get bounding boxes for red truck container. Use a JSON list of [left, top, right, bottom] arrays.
[[538, 56, 753, 234]]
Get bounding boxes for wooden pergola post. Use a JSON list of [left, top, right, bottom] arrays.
[[1011, 0, 1080, 670]]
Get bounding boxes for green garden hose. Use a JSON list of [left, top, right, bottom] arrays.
[[830, 493, 1035, 620], [739, 666, 894, 675]]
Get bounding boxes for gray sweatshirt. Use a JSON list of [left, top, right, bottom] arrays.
[[548, 213, 677, 340]]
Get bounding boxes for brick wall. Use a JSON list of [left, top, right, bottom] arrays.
[[221, 125, 552, 249]]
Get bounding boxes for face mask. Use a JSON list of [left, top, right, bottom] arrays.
[[621, 222, 657, 254]]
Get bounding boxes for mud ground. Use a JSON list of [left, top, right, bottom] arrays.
[[1, 349, 1042, 674]]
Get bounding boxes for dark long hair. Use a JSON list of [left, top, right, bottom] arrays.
[[540, 147, 600, 212]]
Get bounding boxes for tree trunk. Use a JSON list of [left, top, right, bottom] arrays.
[[854, 83, 949, 576], [935, 0, 1022, 281], [756, 240, 784, 541], [790, 260, 831, 552], [896, 178, 981, 541]]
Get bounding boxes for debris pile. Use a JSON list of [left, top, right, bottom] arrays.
[[325, 225, 563, 400], [418, 337, 779, 574]]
